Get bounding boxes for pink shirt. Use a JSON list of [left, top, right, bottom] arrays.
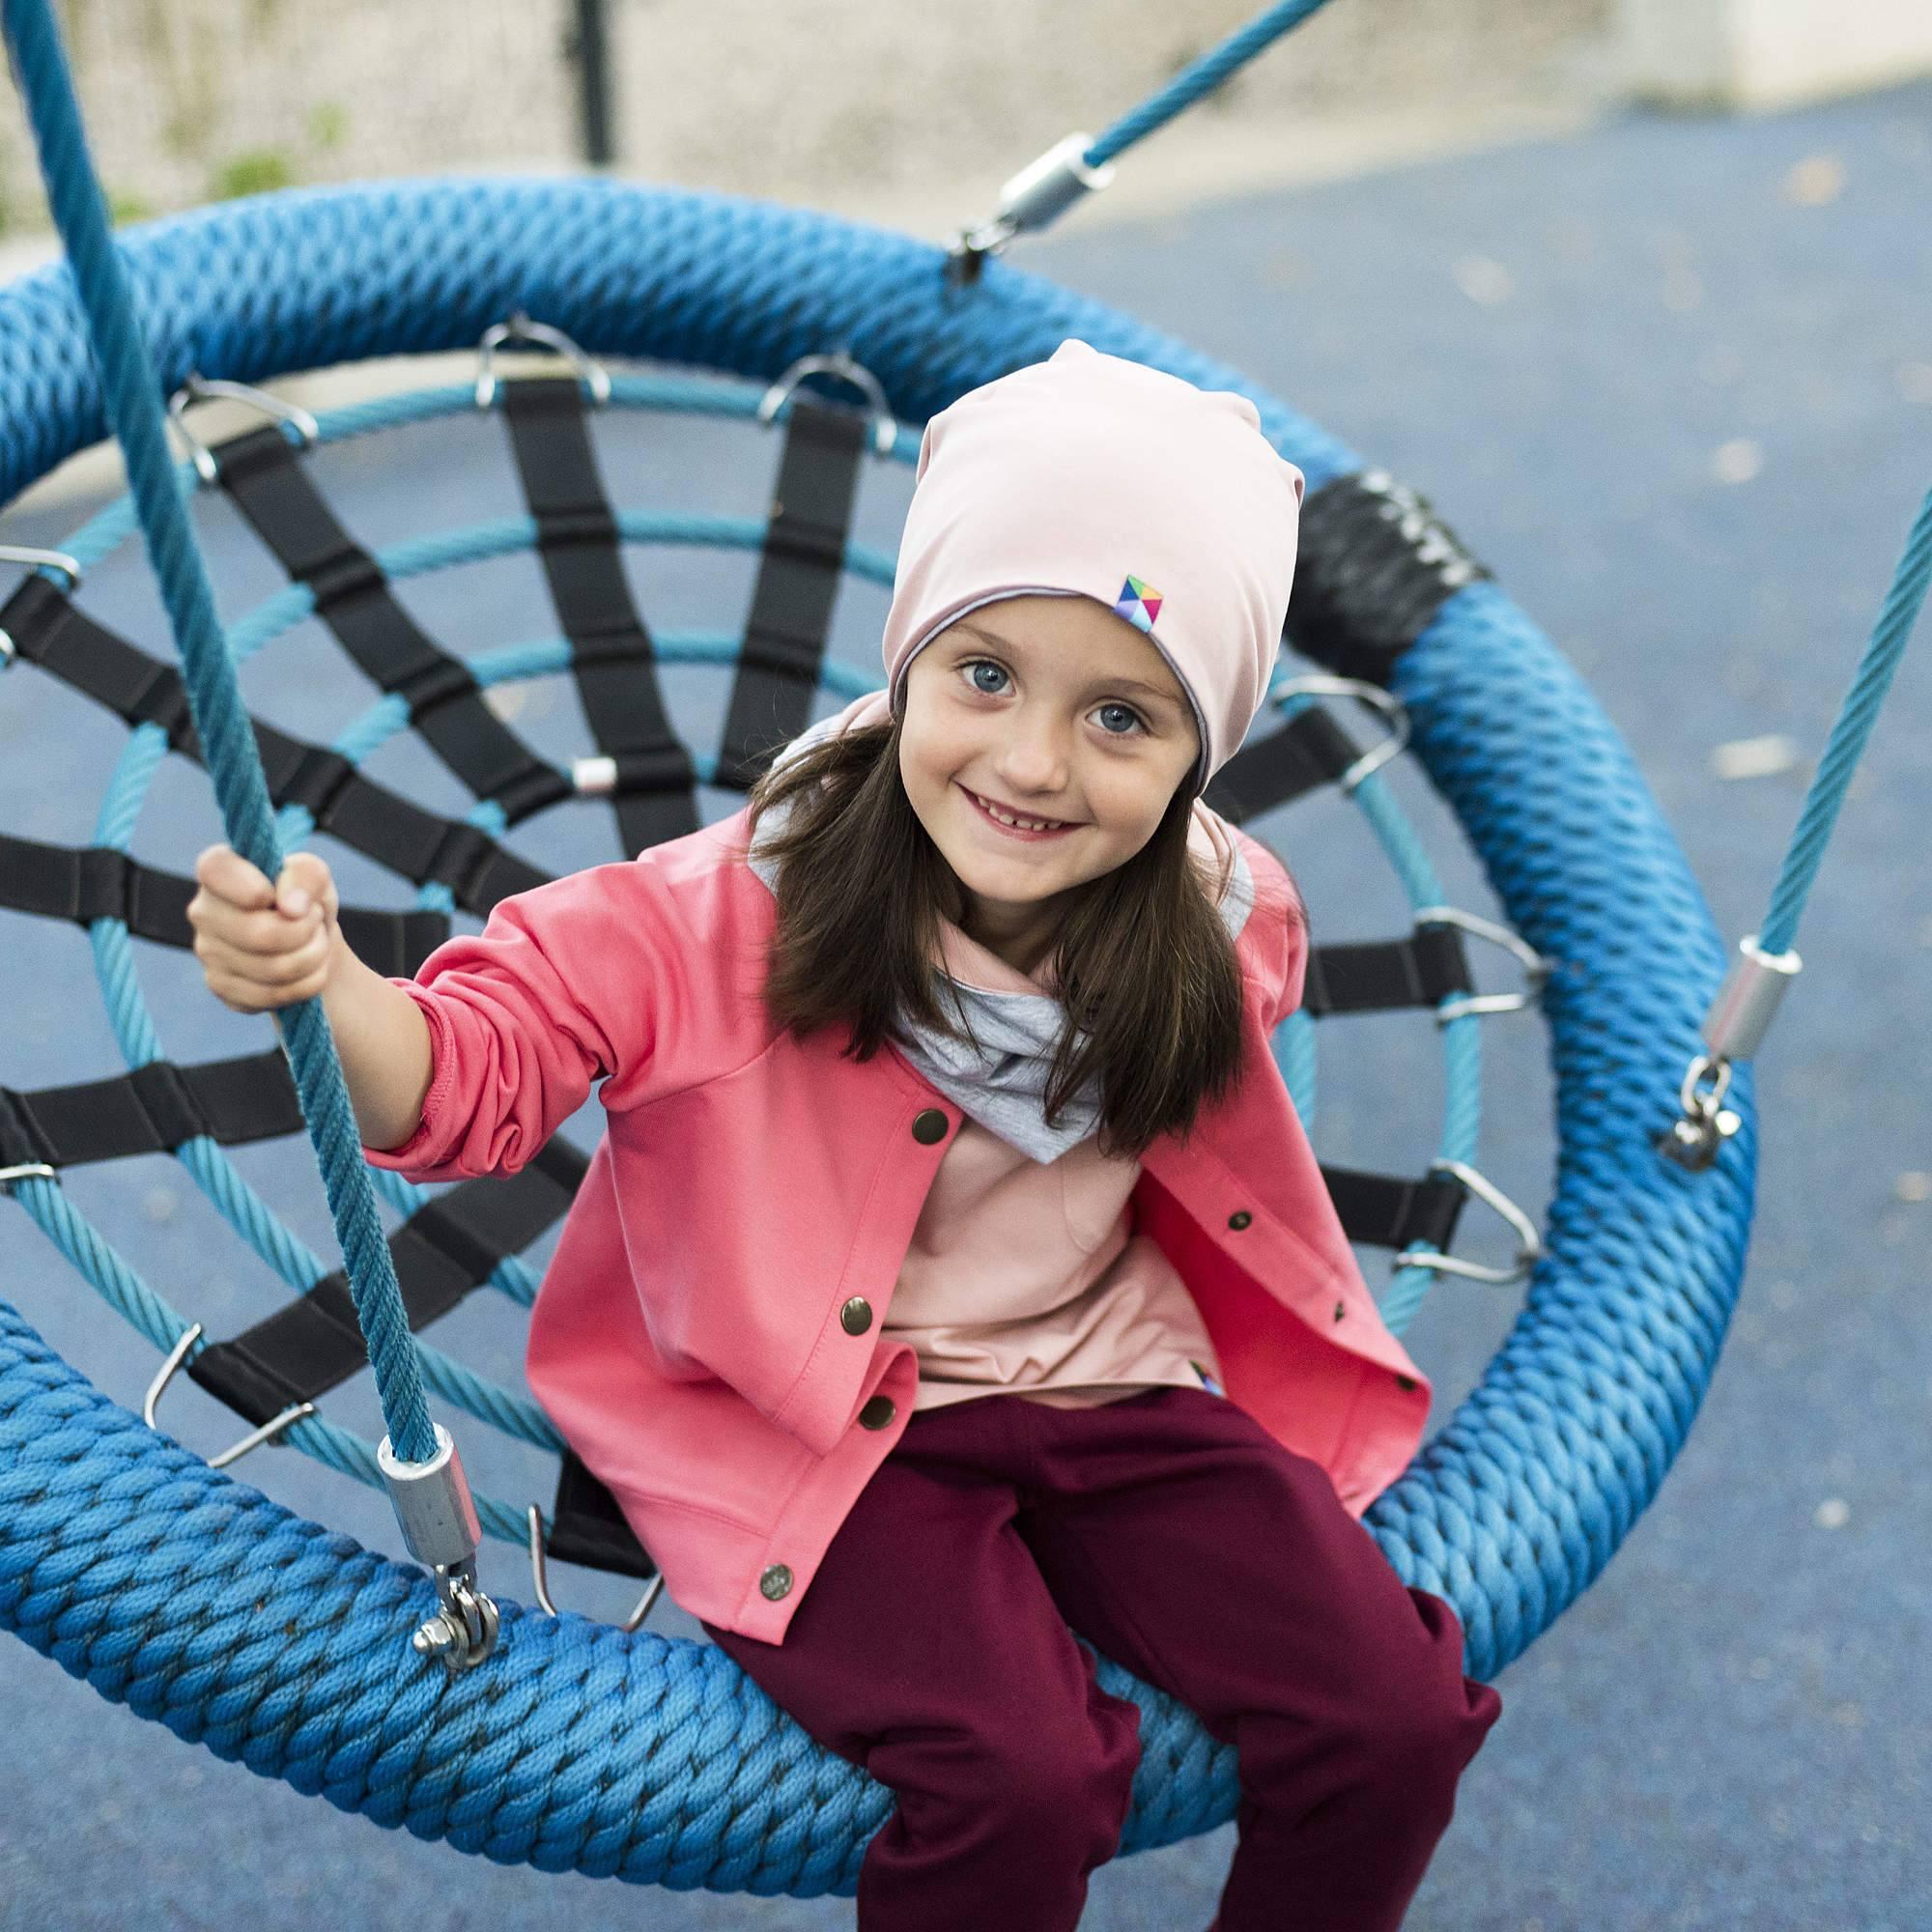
[[895, 917, 1221, 1412]]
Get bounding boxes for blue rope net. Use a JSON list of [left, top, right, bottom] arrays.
[[0, 178, 1755, 1889]]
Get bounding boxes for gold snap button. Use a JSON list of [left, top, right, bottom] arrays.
[[1228, 1210, 1252, 1231], [759, 1563, 793, 1601], [840, 1296, 874, 1335], [911, 1108, 951, 1145], [858, 1395, 896, 1430]]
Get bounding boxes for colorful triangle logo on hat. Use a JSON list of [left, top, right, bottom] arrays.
[[1113, 575, 1164, 636]]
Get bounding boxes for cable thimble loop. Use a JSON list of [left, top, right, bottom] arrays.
[[142, 1322, 318, 1466], [947, 131, 1116, 285], [475, 311, 612, 411], [166, 374, 320, 486], [756, 352, 899, 456], [1398, 1159, 1543, 1286], [1272, 673, 1411, 793], [0, 546, 82, 668], [526, 1506, 665, 1634], [1657, 934, 1801, 1171], [1414, 904, 1551, 1023], [379, 1424, 501, 1671]]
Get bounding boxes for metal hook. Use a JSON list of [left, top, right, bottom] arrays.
[[1271, 674, 1411, 794], [1397, 1159, 1543, 1286], [475, 311, 612, 411], [757, 352, 899, 457], [166, 375, 320, 486], [1414, 905, 1552, 1023], [526, 1504, 664, 1633], [0, 548, 83, 668], [142, 1322, 316, 1466]]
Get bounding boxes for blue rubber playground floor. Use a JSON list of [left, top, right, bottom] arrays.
[[1, 76, 1928, 1932]]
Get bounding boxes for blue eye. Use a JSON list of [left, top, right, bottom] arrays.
[[954, 657, 1136, 730]]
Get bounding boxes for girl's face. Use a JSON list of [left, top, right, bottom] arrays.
[[897, 593, 1201, 971]]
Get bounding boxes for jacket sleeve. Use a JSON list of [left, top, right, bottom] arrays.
[[1233, 828, 1309, 1030], [1270, 885, 1309, 1029], [362, 858, 683, 1181]]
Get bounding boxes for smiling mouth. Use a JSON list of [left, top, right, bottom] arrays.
[[963, 787, 1078, 834]]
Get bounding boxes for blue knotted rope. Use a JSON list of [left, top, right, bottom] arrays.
[[1756, 486, 1932, 956], [0, 166, 1760, 1889], [1, 0, 436, 1463]]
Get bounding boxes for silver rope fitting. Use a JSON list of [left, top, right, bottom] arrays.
[[1658, 933, 1802, 1172], [948, 132, 1116, 285], [378, 1422, 500, 1670]]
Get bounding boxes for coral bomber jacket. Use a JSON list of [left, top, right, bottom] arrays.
[[365, 807, 1430, 1643]]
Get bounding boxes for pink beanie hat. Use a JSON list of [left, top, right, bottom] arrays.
[[882, 339, 1305, 793]]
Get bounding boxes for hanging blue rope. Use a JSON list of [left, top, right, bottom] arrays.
[[1086, 0, 1334, 171], [1756, 486, 1932, 957], [0, 0, 436, 1464]]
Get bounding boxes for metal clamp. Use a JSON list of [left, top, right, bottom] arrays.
[[1657, 934, 1799, 1172], [379, 1423, 501, 1671], [1414, 905, 1552, 1023], [948, 131, 1116, 283], [0, 547, 83, 668], [167, 375, 321, 486], [1272, 674, 1411, 794], [0, 1160, 58, 1190], [142, 1321, 317, 1465], [526, 1505, 664, 1634], [475, 312, 612, 411], [572, 754, 618, 796], [756, 352, 899, 456], [1398, 1159, 1543, 1285]]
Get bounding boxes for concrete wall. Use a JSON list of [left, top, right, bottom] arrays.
[[0, 0, 1615, 237], [1618, 0, 1932, 109]]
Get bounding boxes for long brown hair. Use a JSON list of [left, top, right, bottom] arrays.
[[746, 715, 1298, 1158]]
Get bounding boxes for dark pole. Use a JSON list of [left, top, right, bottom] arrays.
[[573, 0, 615, 166]]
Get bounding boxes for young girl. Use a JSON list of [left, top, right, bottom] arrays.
[[188, 339, 1501, 1931]]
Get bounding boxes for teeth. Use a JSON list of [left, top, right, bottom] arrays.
[[975, 792, 1063, 832]]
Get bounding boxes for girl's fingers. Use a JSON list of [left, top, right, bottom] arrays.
[[193, 843, 275, 910], [205, 962, 330, 1012], [196, 926, 333, 1004], [193, 911, 328, 981], [275, 851, 337, 920], [191, 893, 327, 955]]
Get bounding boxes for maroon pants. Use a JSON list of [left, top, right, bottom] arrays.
[[705, 1386, 1501, 1931]]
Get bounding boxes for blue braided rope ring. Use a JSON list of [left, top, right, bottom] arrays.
[[0, 179, 1755, 1890]]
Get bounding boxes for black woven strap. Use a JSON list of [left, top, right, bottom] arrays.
[[1302, 928, 1473, 1018], [1321, 1163, 1468, 1256], [187, 1136, 587, 1427], [548, 1449, 658, 1580], [1285, 470, 1491, 686], [0, 575, 551, 916], [0, 1051, 302, 1171], [211, 425, 570, 821], [0, 831, 450, 976], [1203, 703, 1366, 824], [498, 379, 699, 856], [716, 395, 867, 790]]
